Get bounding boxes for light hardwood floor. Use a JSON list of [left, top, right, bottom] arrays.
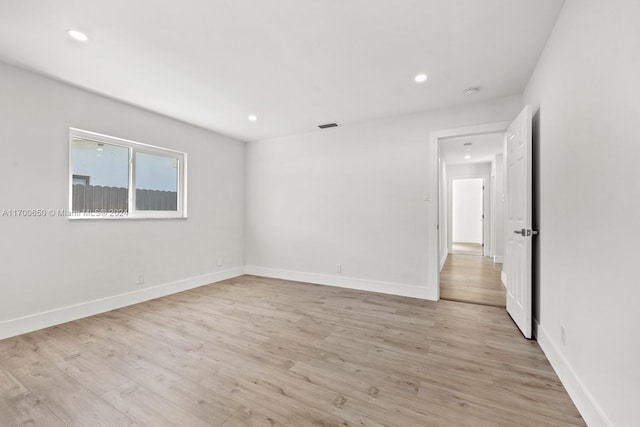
[[440, 252, 506, 308], [451, 242, 483, 256], [0, 275, 583, 426]]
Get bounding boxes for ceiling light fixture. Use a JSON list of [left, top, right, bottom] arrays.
[[464, 87, 480, 96], [67, 29, 89, 42], [465, 155, 471, 160], [248, 114, 257, 122], [414, 73, 428, 83]]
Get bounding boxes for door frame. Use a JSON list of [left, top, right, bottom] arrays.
[[429, 121, 510, 301]]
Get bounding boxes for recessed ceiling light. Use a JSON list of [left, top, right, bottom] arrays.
[[67, 29, 89, 42], [464, 87, 480, 96], [248, 114, 257, 122], [465, 155, 471, 160], [414, 73, 428, 83]]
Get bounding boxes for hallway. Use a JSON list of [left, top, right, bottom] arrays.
[[440, 249, 505, 307]]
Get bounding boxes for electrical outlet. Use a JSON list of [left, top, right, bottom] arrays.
[[336, 264, 342, 273], [136, 273, 144, 285], [560, 325, 566, 345], [217, 257, 224, 267]]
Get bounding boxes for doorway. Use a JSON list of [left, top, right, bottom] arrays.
[[451, 178, 484, 256], [438, 131, 506, 307]]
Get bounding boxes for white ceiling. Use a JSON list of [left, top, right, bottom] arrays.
[[440, 132, 504, 165], [0, 0, 564, 142]]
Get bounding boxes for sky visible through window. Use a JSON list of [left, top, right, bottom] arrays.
[[72, 140, 178, 191]]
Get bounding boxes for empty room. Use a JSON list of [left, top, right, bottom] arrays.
[[0, 1, 637, 426]]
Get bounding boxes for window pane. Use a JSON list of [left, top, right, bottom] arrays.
[[135, 152, 178, 211], [71, 139, 129, 213], [69, 128, 186, 219]]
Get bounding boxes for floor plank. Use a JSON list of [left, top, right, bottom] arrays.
[[0, 275, 583, 426]]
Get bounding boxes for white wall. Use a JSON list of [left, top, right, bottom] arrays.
[[445, 162, 492, 177], [0, 62, 245, 339], [245, 96, 522, 299], [438, 160, 448, 270], [523, 0, 640, 425], [490, 160, 496, 257], [451, 179, 483, 243], [492, 153, 505, 263]]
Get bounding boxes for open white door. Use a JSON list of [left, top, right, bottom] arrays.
[[504, 105, 536, 338]]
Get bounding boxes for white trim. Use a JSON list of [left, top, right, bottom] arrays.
[[0, 267, 244, 341], [501, 270, 507, 287], [69, 127, 186, 155], [439, 251, 448, 272], [494, 255, 504, 263], [245, 266, 434, 300], [536, 322, 612, 427]]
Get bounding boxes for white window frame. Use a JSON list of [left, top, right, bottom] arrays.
[[69, 128, 187, 219]]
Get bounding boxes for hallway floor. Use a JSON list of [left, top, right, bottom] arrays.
[[451, 242, 483, 256], [440, 250, 505, 308]]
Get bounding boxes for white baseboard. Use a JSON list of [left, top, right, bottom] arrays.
[[439, 252, 448, 272], [536, 322, 611, 427], [0, 267, 244, 341], [494, 255, 503, 263], [245, 266, 435, 301], [501, 270, 507, 288]]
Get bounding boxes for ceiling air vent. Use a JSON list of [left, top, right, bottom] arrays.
[[318, 122, 339, 129]]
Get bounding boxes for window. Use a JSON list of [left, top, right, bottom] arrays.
[[72, 174, 91, 186], [69, 128, 187, 219]]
